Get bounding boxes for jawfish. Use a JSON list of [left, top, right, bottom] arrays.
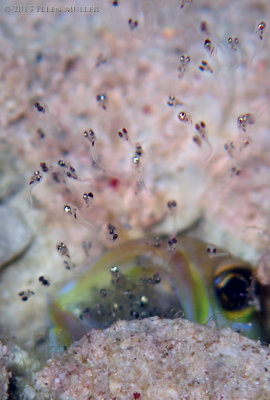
[[50, 236, 266, 346]]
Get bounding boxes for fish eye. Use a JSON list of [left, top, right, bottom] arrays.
[[214, 267, 258, 311]]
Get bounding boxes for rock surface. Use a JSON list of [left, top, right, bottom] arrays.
[[0, 205, 33, 269], [27, 317, 270, 400], [0, 341, 11, 400]]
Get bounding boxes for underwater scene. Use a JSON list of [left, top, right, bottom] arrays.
[[0, 0, 270, 398]]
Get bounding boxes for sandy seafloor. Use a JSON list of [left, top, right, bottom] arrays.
[[1, 0, 270, 398]]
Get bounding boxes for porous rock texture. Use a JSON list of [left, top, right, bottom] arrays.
[[0, 341, 11, 400], [27, 317, 270, 400]]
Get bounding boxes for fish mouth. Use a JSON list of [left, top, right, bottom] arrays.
[[76, 270, 186, 330], [50, 236, 210, 342], [59, 265, 186, 333], [50, 265, 186, 346]]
